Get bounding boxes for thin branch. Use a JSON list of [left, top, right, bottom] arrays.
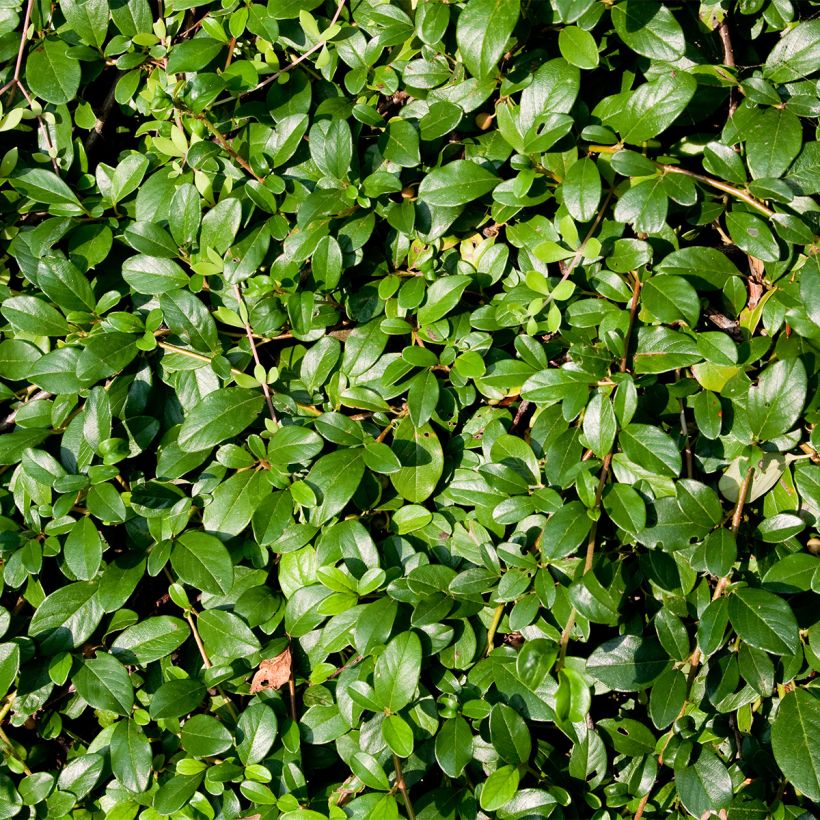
[[0, 725, 31, 775], [0, 692, 16, 723], [485, 604, 505, 655], [550, 189, 614, 304], [393, 754, 417, 820], [731, 465, 755, 535], [184, 610, 239, 720], [0, 389, 50, 433], [718, 20, 735, 67], [641, 462, 756, 812], [659, 165, 774, 218], [238, 0, 346, 100], [558, 272, 641, 672], [158, 340, 242, 375], [718, 18, 740, 116], [185, 610, 211, 670], [676, 368, 694, 479], [0, 0, 33, 100], [84, 73, 120, 156], [620, 274, 641, 374], [196, 114, 265, 183], [16, 83, 61, 174], [233, 284, 278, 426]]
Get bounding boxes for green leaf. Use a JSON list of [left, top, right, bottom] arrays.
[[456, 0, 520, 79], [603, 484, 646, 534], [305, 448, 365, 525], [725, 210, 780, 263], [110, 616, 190, 665], [746, 108, 802, 180], [558, 26, 599, 70], [611, 0, 685, 61], [435, 716, 473, 777], [405, 370, 439, 428], [110, 720, 152, 793], [382, 714, 414, 758], [73, 653, 134, 715], [642, 275, 700, 327], [122, 254, 189, 295], [383, 119, 421, 168], [747, 358, 806, 441], [26, 39, 81, 104], [763, 19, 820, 83], [489, 703, 532, 764], [171, 532, 234, 595], [417, 275, 471, 326], [236, 703, 278, 765], [621, 72, 697, 145], [417, 161, 498, 206], [771, 689, 820, 802], [582, 393, 616, 459], [390, 419, 444, 503], [61, 0, 110, 48], [540, 502, 592, 560], [149, 679, 206, 719], [181, 714, 232, 757], [177, 389, 264, 452], [10, 168, 83, 208], [587, 635, 669, 691], [29, 582, 103, 654], [63, 517, 103, 580], [1, 296, 70, 337], [480, 764, 520, 812], [166, 38, 223, 73], [563, 157, 602, 222], [674, 748, 733, 818], [198, 609, 261, 661], [727, 587, 800, 656], [202, 470, 268, 537], [0, 643, 19, 700], [160, 290, 219, 353], [619, 424, 681, 477], [373, 631, 421, 712]]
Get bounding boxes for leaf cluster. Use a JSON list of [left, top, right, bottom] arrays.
[[0, 0, 819, 818]]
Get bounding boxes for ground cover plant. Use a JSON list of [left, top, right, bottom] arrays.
[[0, 0, 819, 816]]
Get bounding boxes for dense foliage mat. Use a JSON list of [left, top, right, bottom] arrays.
[[1, 0, 820, 816]]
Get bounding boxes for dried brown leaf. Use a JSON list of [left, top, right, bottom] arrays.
[[249, 647, 292, 693]]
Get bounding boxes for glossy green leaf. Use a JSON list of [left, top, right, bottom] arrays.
[[771, 689, 820, 802], [456, 0, 520, 80]]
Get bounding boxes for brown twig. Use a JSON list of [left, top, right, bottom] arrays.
[[185, 610, 211, 670], [1, 0, 61, 174], [718, 19, 740, 117], [237, 0, 347, 100], [393, 754, 417, 820], [84, 73, 120, 156], [620, 274, 641, 374], [225, 37, 236, 69], [659, 165, 774, 218], [731, 465, 755, 536], [183, 608, 238, 720], [197, 115, 265, 183], [0, 0, 34, 100], [638, 464, 755, 812], [549, 189, 614, 304], [0, 389, 50, 433], [232, 284, 278, 426], [676, 369, 694, 479], [634, 791, 650, 820]]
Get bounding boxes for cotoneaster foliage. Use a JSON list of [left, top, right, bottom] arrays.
[[0, 0, 819, 818]]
